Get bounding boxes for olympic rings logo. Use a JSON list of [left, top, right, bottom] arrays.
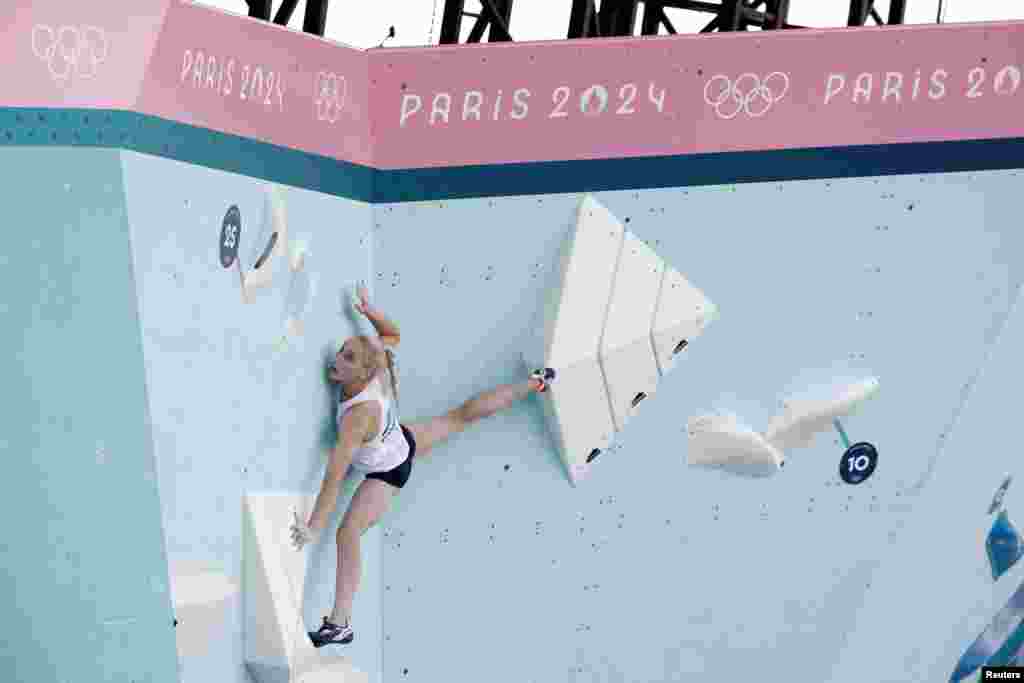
[[313, 71, 347, 124], [703, 72, 790, 120], [31, 24, 108, 85]]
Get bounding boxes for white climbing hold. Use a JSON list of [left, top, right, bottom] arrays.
[[686, 413, 785, 477], [765, 377, 880, 451]]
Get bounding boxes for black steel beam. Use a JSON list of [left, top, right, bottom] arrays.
[[848, 0, 872, 25], [601, 0, 641, 36], [763, 0, 790, 29], [245, 0, 333, 37], [718, 0, 745, 31], [848, 0, 907, 26], [247, 0, 272, 20], [440, 0, 513, 43], [640, 3, 682, 35], [438, 0, 897, 46], [483, 0, 514, 41], [888, 0, 907, 23], [567, 0, 601, 38], [303, 0, 329, 37], [439, 0, 467, 43], [272, 0, 299, 25], [568, 0, 798, 39]]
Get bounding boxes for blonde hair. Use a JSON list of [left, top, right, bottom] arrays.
[[346, 335, 399, 409]]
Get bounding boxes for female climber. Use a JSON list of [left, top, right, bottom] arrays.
[[289, 281, 555, 647]]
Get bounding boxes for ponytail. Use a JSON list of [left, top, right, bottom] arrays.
[[384, 348, 399, 412]]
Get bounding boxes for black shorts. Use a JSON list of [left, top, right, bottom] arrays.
[[365, 424, 416, 489]]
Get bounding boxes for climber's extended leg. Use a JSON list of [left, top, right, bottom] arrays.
[[310, 477, 395, 647], [405, 369, 554, 459]]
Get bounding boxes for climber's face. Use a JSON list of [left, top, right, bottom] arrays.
[[333, 340, 363, 384]]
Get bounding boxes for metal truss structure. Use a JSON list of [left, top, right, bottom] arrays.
[[236, 0, 910, 44], [245, 0, 330, 37], [437, 0, 910, 43]]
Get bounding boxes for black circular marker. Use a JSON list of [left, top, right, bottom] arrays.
[[220, 205, 242, 269], [839, 442, 878, 485]]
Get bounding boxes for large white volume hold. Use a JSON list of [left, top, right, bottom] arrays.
[[530, 355, 616, 486], [686, 413, 785, 477], [765, 377, 880, 451], [650, 267, 718, 377], [541, 194, 624, 369], [521, 194, 623, 485], [242, 493, 368, 683], [599, 231, 664, 432]]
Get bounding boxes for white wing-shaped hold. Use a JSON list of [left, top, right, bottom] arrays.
[[686, 413, 785, 477], [242, 184, 290, 298], [765, 377, 880, 451]]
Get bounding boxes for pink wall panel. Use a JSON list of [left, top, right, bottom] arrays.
[[369, 22, 1024, 168], [5, 1, 1024, 171], [138, 1, 372, 165]]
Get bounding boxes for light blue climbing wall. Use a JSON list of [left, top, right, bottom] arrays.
[[118, 150, 382, 683], [0, 147, 179, 683], [371, 172, 1024, 682], [827, 190, 1024, 682], [5, 144, 1023, 683]]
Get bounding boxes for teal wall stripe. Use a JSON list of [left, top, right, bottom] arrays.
[[3, 107, 1023, 202], [0, 108, 375, 202]]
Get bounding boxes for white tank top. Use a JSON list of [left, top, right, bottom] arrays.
[[337, 373, 408, 474]]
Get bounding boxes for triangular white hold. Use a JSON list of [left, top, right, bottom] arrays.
[[651, 267, 717, 377], [765, 377, 880, 451], [542, 194, 625, 369], [686, 413, 785, 477], [599, 231, 664, 432], [522, 195, 622, 485], [525, 354, 615, 487], [242, 492, 368, 683], [524, 194, 719, 486]]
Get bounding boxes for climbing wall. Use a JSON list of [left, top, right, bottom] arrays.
[[8, 147, 1024, 679], [0, 147, 179, 683], [6, 148, 1022, 683], [118, 151, 381, 683], [371, 171, 1024, 682], [827, 183, 1024, 681], [6, 3, 1024, 682]]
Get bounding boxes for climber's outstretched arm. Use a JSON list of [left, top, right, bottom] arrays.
[[353, 281, 400, 347], [307, 405, 375, 531]]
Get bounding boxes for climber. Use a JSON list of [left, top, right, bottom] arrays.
[[289, 280, 555, 647]]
